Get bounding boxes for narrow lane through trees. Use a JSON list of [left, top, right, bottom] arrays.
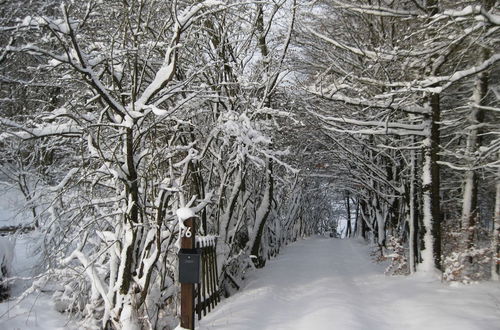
[[198, 238, 500, 330]]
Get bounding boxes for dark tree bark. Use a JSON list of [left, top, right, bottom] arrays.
[[345, 191, 352, 238]]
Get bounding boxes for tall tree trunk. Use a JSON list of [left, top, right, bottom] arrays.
[[408, 142, 418, 273], [430, 93, 442, 271], [461, 47, 489, 273], [420, 93, 441, 272], [415, 0, 443, 275], [492, 151, 500, 281]]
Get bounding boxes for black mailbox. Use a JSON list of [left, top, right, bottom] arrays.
[[178, 249, 201, 284]]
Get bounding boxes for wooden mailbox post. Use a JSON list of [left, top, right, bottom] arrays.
[[179, 217, 197, 329]]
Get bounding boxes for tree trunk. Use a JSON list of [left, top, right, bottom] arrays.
[[420, 93, 441, 272], [461, 47, 489, 273], [345, 191, 351, 238], [249, 159, 274, 268], [119, 127, 140, 295], [430, 93, 442, 271], [353, 197, 359, 237], [492, 151, 500, 281], [408, 143, 418, 273], [359, 199, 369, 239]]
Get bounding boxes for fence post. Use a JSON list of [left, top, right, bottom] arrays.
[[180, 217, 196, 329]]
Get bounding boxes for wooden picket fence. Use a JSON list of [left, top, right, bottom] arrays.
[[194, 236, 220, 320]]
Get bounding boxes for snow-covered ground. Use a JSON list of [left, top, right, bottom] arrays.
[[0, 184, 68, 329], [0, 292, 68, 330], [0, 184, 31, 228], [0, 184, 38, 295], [198, 237, 500, 330]]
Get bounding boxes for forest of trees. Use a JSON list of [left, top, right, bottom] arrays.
[[0, 0, 498, 329]]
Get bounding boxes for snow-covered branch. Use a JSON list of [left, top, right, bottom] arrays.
[[308, 88, 430, 115], [329, 0, 420, 17]]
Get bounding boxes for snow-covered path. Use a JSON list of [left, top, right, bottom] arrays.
[[198, 237, 500, 330]]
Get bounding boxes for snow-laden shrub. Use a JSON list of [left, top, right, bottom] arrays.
[[384, 235, 409, 276], [220, 251, 255, 298], [0, 237, 15, 300], [443, 246, 491, 283], [442, 223, 493, 283], [45, 218, 181, 330]]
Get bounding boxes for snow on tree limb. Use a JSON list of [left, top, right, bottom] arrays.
[[305, 26, 395, 61], [418, 53, 500, 90], [0, 118, 82, 141], [314, 112, 427, 133], [329, 0, 420, 17], [308, 88, 430, 115], [439, 5, 500, 25]]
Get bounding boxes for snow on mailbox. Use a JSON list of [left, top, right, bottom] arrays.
[[178, 248, 201, 284]]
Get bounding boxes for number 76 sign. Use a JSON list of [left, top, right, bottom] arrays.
[[181, 226, 192, 238]]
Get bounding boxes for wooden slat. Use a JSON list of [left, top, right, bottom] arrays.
[[192, 237, 220, 321], [203, 246, 209, 316]]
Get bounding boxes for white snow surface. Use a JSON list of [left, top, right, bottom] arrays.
[[0, 232, 68, 329], [176, 207, 195, 221], [199, 237, 500, 330], [0, 186, 31, 227], [0, 293, 68, 330], [0, 184, 67, 329]]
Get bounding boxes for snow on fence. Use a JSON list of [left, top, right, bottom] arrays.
[[194, 236, 220, 321]]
